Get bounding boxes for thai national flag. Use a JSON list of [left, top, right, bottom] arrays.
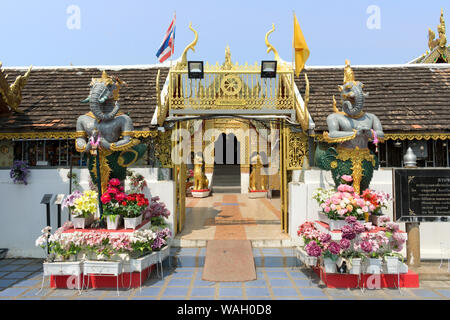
[[156, 14, 176, 63]]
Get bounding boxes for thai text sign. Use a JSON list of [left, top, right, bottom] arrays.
[[394, 169, 450, 221]]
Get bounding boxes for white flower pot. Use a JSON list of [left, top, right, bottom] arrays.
[[366, 258, 383, 274], [158, 245, 171, 262], [327, 219, 366, 231], [106, 214, 121, 230], [71, 214, 94, 229], [84, 260, 122, 276], [348, 258, 362, 275], [124, 214, 143, 229], [296, 247, 318, 267], [126, 251, 160, 272], [384, 256, 401, 274], [323, 257, 337, 273], [371, 215, 388, 227]]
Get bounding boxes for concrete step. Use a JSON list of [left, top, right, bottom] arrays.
[[212, 186, 241, 193]]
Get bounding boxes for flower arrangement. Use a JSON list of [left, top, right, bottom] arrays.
[[362, 189, 391, 216], [315, 176, 392, 221], [126, 170, 148, 193], [71, 190, 98, 218], [101, 178, 127, 218], [36, 222, 171, 261], [62, 190, 82, 216], [146, 196, 171, 227], [122, 193, 149, 218], [10, 160, 30, 185]]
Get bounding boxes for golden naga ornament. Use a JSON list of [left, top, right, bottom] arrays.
[[0, 63, 32, 114]]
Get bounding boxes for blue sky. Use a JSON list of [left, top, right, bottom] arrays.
[[0, 0, 448, 67]]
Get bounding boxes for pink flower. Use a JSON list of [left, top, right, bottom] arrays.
[[361, 240, 373, 253], [341, 175, 353, 182], [305, 241, 322, 257], [328, 242, 341, 255], [340, 238, 351, 250], [324, 206, 331, 213], [109, 178, 120, 186], [115, 192, 127, 202], [319, 233, 331, 243]]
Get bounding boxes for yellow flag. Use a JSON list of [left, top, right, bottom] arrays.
[[293, 13, 310, 77]]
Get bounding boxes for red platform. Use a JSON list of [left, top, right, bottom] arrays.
[[313, 267, 419, 288], [50, 264, 155, 289]]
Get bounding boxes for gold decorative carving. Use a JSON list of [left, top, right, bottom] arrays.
[[89, 71, 125, 101], [249, 154, 267, 191], [322, 130, 357, 143], [428, 9, 447, 52], [153, 130, 173, 168], [336, 146, 375, 195], [0, 63, 32, 114], [286, 129, 308, 170], [265, 23, 280, 61], [313, 132, 450, 142], [330, 161, 338, 169], [109, 138, 141, 151], [91, 149, 113, 194]]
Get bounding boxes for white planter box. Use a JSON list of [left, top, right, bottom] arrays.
[[158, 245, 170, 262], [106, 215, 121, 230], [348, 258, 362, 275], [125, 252, 160, 273], [365, 258, 383, 274], [43, 261, 83, 276], [84, 260, 122, 276], [124, 215, 143, 229], [296, 246, 318, 267]]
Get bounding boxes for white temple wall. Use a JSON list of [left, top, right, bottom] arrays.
[[288, 168, 450, 260], [0, 168, 175, 258]]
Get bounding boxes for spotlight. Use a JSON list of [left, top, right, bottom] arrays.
[[187, 61, 204, 79], [261, 60, 277, 78]]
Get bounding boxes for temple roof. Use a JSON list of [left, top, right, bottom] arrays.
[[0, 63, 450, 137], [0, 65, 169, 134], [295, 64, 450, 133]]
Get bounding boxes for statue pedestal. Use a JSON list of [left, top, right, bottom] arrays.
[[248, 190, 267, 199], [191, 189, 211, 198]]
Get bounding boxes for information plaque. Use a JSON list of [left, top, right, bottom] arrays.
[[394, 169, 450, 222]]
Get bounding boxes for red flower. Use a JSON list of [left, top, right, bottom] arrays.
[[101, 193, 111, 204], [115, 192, 127, 202], [121, 201, 127, 206], [107, 187, 118, 194], [109, 178, 120, 186], [127, 195, 135, 201]]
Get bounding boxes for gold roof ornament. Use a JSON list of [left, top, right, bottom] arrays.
[[0, 62, 32, 114], [177, 22, 198, 70], [343, 59, 356, 85], [265, 23, 280, 61]]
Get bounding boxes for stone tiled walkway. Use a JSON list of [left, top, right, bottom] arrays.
[[1, 248, 450, 300]]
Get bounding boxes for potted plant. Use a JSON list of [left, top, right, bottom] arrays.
[[69, 190, 98, 229], [362, 189, 391, 226], [383, 222, 407, 273], [10, 160, 30, 185], [101, 178, 127, 230], [338, 217, 368, 274], [315, 177, 368, 230], [146, 196, 171, 227], [359, 232, 389, 274], [122, 193, 149, 229]]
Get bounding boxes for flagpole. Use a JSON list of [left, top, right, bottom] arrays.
[[292, 10, 295, 77], [170, 10, 176, 70]]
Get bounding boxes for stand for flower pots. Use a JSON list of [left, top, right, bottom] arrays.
[[248, 190, 268, 199]]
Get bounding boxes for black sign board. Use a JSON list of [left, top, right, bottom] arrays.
[[394, 169, 450, 222], [40, 194, 53, 205]]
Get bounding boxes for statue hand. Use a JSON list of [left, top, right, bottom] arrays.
[[99, 137, 111, 149]]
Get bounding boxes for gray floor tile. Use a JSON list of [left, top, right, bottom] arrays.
[[298, 288, 327, 297], [410, 288, 442, 298], [0, 265, 21, 272], [219, 287, 243, 297], [2, 272, 33, 279], [134, 286, 162, 296], [0, 279, 18, 288], [190, 287, 215, 297], [436, 289, 450, 298], [12, 279, 41, 287], [245, 279, 268, 287], [48, 289, 78, 297], [0, 287, 29, 297], [272, 287, 299, 297], [167, 278, 192, 286], [162, 286, 190, 296], [219, 282, 243, 287], [269, 279, 293, 287], [266, 271, 288, 279]]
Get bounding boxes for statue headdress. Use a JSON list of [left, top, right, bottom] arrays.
[[89, 71, 126, 101]]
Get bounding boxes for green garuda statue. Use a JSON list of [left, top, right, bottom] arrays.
[[315, 60, 384, 194], [75, 71, 146, 193]]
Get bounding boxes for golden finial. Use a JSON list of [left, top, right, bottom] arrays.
[[332, 95, 340, 113], [265, 23, 280, 61], [179, 22, 198, 68], [343, 59, 355, 84]]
